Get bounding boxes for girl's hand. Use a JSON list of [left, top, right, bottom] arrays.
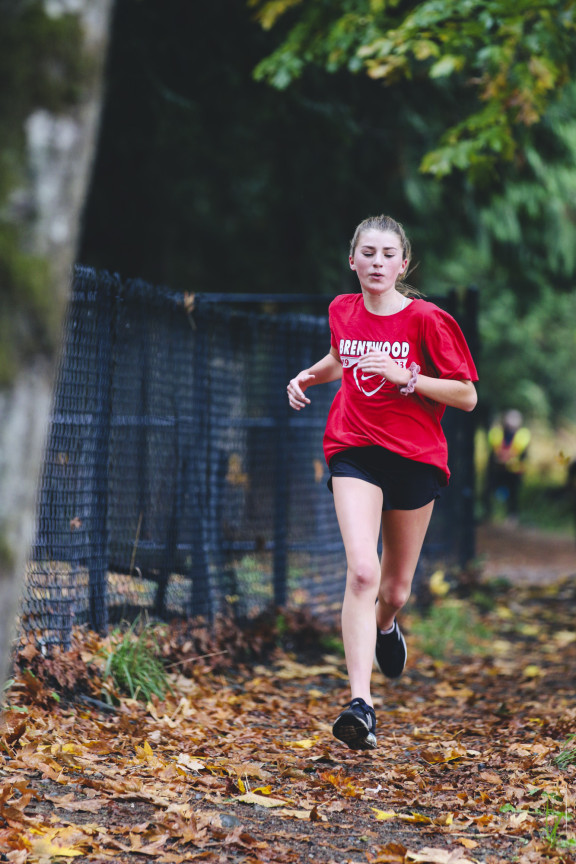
[[356, 349, 409, 388], [287, 371, 315, 410]]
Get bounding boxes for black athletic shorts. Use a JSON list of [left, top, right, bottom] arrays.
[[327, 446, 443, 511]]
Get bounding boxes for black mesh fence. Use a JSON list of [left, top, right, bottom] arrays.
[[23, 267, 477, 650]]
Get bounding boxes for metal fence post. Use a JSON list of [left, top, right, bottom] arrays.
[[273, 330, 289, 607], [87, 274, 115, 635], [189, 310, 212, 619]]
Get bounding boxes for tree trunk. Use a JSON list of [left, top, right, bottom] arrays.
[[0, 0, 114, 699]]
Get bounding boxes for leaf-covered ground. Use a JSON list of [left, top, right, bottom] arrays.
[[1, 528, 575, 864]]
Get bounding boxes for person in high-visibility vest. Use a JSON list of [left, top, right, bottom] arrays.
[[486, 410, 530, 520]]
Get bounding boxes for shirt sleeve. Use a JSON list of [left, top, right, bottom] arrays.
[[328, 298, 339, 353], [422, 306, 478, 381]]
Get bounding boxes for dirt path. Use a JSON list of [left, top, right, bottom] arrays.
[[4, 586, 576, 864], [2, 525, 575, 863], [476, 521, 576, 585]]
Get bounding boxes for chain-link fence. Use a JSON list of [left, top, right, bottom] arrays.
[[23, 267, 477, 650]]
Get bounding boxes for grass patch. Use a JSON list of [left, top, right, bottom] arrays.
[[99, 618, 171, 704], [554, 734, 576, 770], [409, 599, 494, 660], [319, 632, 345, 657], [501, 790, 575, 853]]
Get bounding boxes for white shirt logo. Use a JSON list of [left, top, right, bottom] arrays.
[[353, 365, 387, 396]]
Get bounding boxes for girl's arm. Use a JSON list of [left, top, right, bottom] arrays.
[[356, 349, 477, 412], [408, 375, 477, 412], [287, 347, 342, 411]]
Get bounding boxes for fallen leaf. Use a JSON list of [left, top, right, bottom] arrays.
[[235, 791, 288, 807], [407, 846, 478, 863], [430, 570, 450, 597], [457, 838, 479, 849], [274, 659, 346, 679], [44, 793, 108, 812], [225, 761, 269, 779], [176, 754, 206, 772], [275, 807, 322, 820], [287, 737, 318, 749], [372, 807, 396, 820], [523, 665, 544, 678], [478, 771, 502, 785], [433, 683, 475, 701], [508, 811, 530, 827], [420, 745, 467, 764], [27, 826, 91, 859], [433, 812, 454, 826], [370, 842, 408, 863], [553, 630, 576, 646], [6, 851, 28, 864], [398, 812, 433, 824]]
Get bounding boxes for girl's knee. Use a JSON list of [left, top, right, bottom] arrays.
[[379, 580, 412, 611], [347, 560, 379, 595]]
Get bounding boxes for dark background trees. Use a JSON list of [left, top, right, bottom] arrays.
[[79, 0, 474, 297]]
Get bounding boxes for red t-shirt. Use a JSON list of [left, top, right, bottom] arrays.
[[323, 294, 479, 484]]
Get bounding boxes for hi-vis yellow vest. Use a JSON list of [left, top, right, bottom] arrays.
[[488, 426, 531, 474]]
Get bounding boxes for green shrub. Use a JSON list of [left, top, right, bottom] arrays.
[[100, 620, 171, 703], [409, 599, 493, 660]]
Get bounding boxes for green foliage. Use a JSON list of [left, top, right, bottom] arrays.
[[250, 0, 576, 179], [318, 632, 345, 657], [500, 791, 575, 852], [554, 734, 576, 769], [409, 599, 494, 659], [540, 795, 574, 851], [423, 83, 576, 423], [478, 286, 576, 423], [478, 85, 576, 291], [100, 620, 171, 703], [246, 0, 576, 422]]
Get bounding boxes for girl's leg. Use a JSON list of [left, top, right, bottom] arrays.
[[332, 477, 383, 706], [376, 502, 435, 631]]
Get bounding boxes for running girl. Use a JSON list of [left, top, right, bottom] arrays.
[[286, 214, 478, 750]]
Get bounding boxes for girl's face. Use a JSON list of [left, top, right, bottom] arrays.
[[349, 229, 408, 295]]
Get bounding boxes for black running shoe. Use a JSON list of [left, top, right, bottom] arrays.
[[375, 618, 407, 679], [332, 697, 377, 750]]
